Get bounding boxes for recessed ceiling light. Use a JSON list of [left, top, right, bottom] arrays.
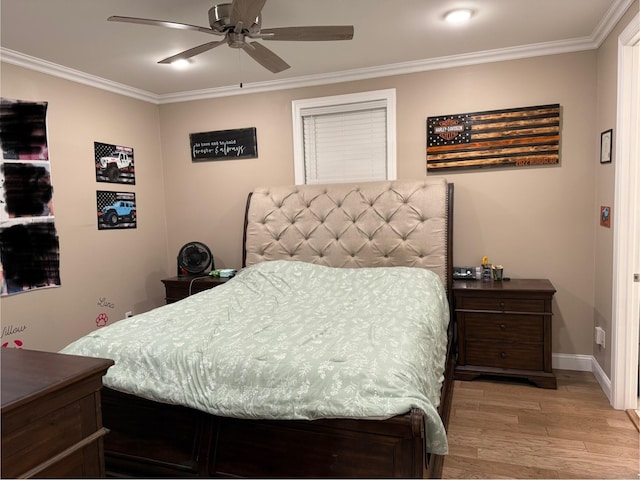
[[444, 9, 473, 24], [171, 58, 191, 69]]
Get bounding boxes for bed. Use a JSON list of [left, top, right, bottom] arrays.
[[61, 178, 455, 478]]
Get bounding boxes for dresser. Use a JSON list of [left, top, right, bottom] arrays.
[[161, 275, 230, 303], [1, 348, 114, 478], [453, 279, 557, 389]]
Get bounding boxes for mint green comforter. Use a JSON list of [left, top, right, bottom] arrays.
[[61, 260, 450, 454]]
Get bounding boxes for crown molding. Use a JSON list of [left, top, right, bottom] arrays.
[[158, 36, 599, 104], [1, 0, 635, 105], [591, 0, 637, 45], [0, 48, 159, 104]]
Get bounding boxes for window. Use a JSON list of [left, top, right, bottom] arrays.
[[292, 89, 396, 185]]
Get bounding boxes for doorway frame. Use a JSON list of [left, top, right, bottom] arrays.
[[611, 11, 639, 410]]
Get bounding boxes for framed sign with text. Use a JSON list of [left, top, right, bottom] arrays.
[[190, 127, 257, 162]]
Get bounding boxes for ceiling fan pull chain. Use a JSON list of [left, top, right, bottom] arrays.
[[238, 49, 244, 88]]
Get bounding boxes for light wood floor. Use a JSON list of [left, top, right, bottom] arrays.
[[442, 370, 639, 479]]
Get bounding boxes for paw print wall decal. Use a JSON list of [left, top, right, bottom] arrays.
[[96, 313, 109, 328]]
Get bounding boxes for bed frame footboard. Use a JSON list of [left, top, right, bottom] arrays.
[[102, 389, 435, 478]]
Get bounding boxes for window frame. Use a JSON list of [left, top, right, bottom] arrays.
[[291, 89, 397, 185]]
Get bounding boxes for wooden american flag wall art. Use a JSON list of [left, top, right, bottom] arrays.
[[426, 104, 560, 171]]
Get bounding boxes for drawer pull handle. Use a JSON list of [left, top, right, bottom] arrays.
[[500, 352, 507, 359], [499, 302, 506, 309], [500, 324, 506, 330]]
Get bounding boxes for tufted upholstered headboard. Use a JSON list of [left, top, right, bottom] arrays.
[[242, 178, 453, 293]]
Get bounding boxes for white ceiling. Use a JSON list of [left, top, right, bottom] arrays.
[[0, 0, 635, 102]]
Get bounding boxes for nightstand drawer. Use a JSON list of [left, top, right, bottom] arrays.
[[457, 296, 546, 313], [465, 342, 544, 371], [453, 278, 556, 388], [464, 314, 543, 343]]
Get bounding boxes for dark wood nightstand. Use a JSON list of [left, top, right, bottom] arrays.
[[1, 348, 114, 478], [161, 275, 230, 303], [453, 279, 557, 389]]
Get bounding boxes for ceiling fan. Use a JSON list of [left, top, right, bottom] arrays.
[[108, 0, 354, 73]]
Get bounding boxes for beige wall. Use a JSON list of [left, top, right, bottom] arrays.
[[593, 0, 639, 376], [0, 63, 168, 351], [1, 4, 636, 362], [160, 51, 598, 356]]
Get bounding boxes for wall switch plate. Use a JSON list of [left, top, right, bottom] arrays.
[[595, 326, 605, 347]]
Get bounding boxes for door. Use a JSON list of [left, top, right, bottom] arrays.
[[611, 13, 639, 410]]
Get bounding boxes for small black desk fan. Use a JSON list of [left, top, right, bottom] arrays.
[[177, 241, 214, 276]]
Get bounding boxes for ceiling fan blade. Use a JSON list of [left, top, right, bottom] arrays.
[[261, 26, 354, 41], [242, 42, 290, 73], [230, 0, 266, 28], [108, 16, 221, 36], [158, 40, 227, 64]]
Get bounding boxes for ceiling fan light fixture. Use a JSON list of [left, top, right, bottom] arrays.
[[444, 9, 473, 24], [171, 58, 192, 69]]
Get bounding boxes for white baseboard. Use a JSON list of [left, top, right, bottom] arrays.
[[552, 353, 593, 371], [590, 356, 613, 402], [552, 353, 612, 402]]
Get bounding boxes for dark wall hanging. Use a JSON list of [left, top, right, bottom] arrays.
[[426, 104, 560, 171], [190, 127, 257, 162]]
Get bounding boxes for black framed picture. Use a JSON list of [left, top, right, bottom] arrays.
[[189, 127, 257, 162], [96, 191, 136, 230], [94, 142, 135, 184], [600, 129, 612, 164]]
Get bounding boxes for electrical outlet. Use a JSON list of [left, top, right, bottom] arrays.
[[125, 311, 133, 318], [595, 326, 606, 347]]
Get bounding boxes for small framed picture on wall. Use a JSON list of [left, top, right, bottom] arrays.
[[600, 206, 611, 228], [600, 129, 612, 164]]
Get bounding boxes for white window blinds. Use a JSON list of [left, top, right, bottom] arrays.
[[302, 101, 387, 184], [292, 89, 396, 185]]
